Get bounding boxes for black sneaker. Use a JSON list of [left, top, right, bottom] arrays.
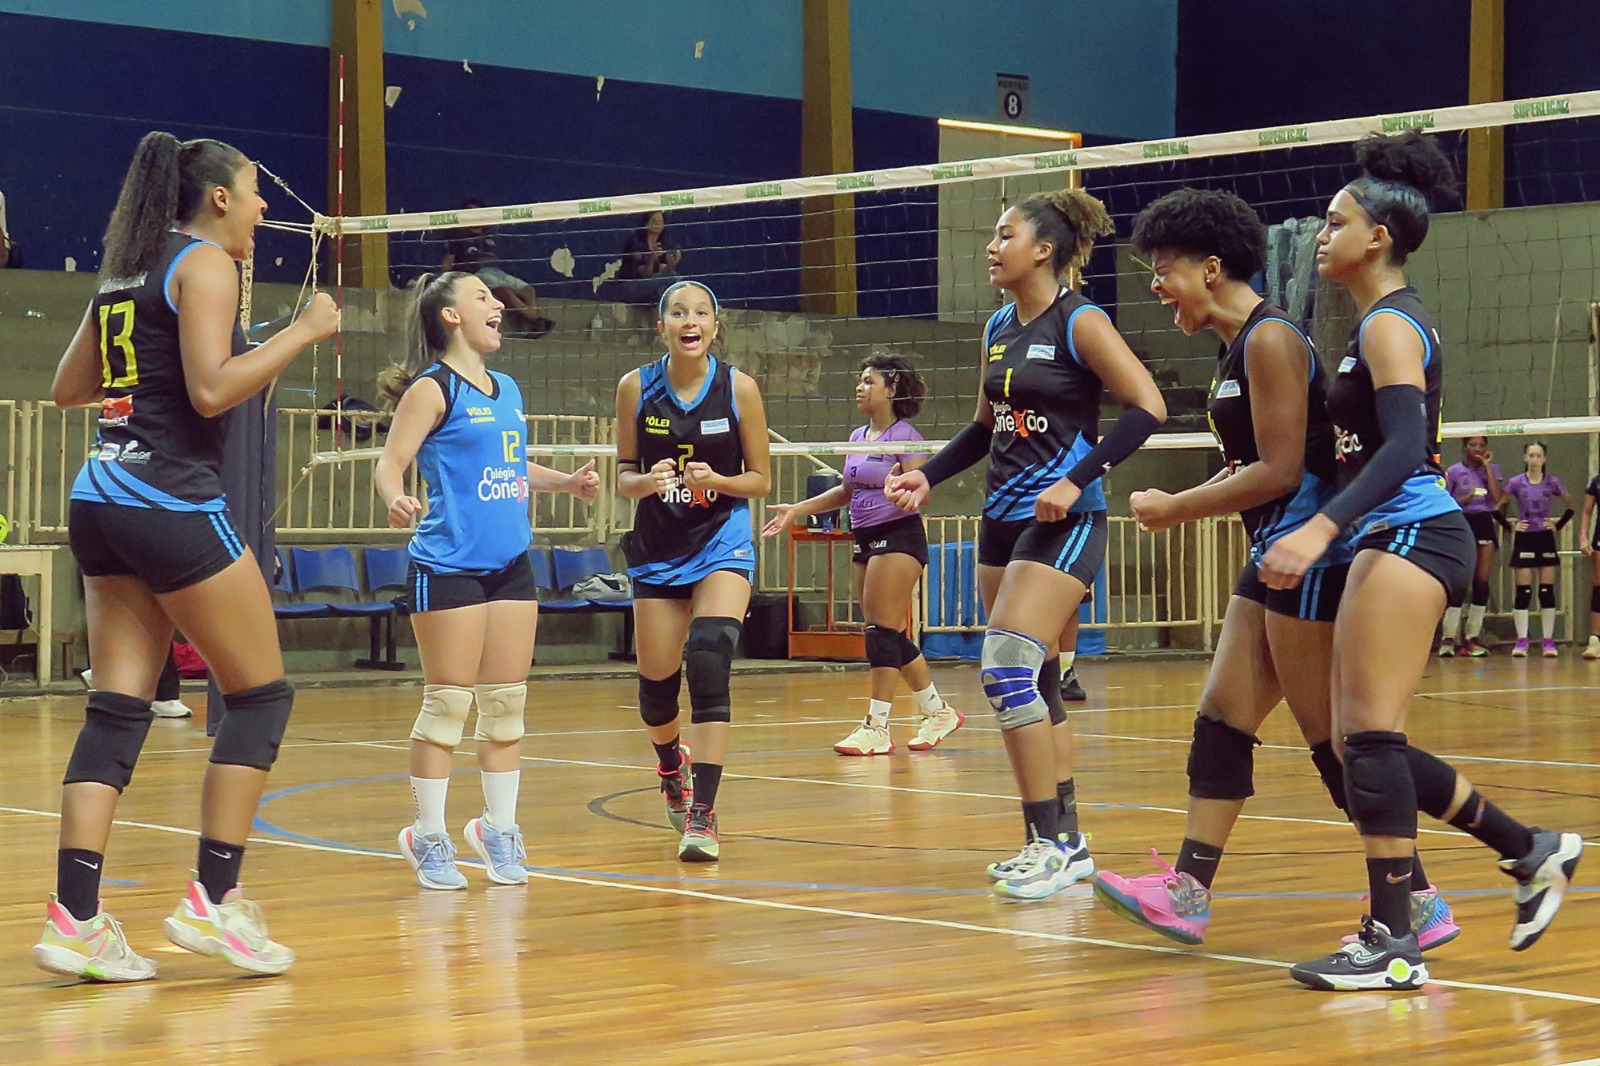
[[1289, 916, 1426, 991], [1502, 828, 1584, 951], [1061, 666, 1087, 703], [659, 745, 694, 834]]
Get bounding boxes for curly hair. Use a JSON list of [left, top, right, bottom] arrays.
[[1130, 188, 1267, 281], [859, 352, 926, 419], [1345, 130, 1458, 263], [1014, 188, 1114, 277]]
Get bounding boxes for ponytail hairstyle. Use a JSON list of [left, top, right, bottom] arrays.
[[1015, 188, 1115, 278], [101, 131, 248, 281], [1344, 130, 1458, 265], [376, 272, 470, 409], [859, 352, 926, 419], [1523, 439, 1550, 474]]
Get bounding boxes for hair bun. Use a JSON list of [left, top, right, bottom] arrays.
[[1354, 131, 1458, 201]]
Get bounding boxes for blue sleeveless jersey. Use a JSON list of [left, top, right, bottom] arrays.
[[408, 364, 533, 573]]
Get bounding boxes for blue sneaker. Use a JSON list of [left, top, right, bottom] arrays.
[[399, 825, 468, 891], [464, 816, 528, 885]]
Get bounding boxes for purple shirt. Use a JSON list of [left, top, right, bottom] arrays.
[[1505, 472, 1567, 532], [843, 420, 923, 529], [1445, 461, 1502, 513]]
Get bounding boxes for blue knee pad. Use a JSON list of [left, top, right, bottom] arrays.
[[63, 691, 154, 792], [864, 625, 904, 670], [639, 670, 682, 728], [210, 679, 295, 770], [1342, 730, 1416, 838], [980, 628, 1050, 730], [685, 616, 741, 724]]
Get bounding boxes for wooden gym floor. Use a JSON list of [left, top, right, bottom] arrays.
[[1, 656, 1597, 1064]]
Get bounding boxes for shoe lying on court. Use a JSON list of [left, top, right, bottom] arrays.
[[1291, 915, 1426, 991], [464, 816, 528, 885], [1092, 849, 1210, 945], [163, 877, 295, 975], [993, 832, 1094, 901], [1341, 886, 1460, 952], [1436, 640, 1457, 658], [1512, 638, 1530, 658], [678, 804, 720, 862], [33, 896, 158, 982], [151, 698, 193, 719], [659, 744, 694, 833], [1583, 635, 1600, 660], [1060, 666, 1087, 702], [1502, 828, 1583, 951], [399, 825, 468, 890], [834, 717, 894, 756], [908, 703, 964, 751]]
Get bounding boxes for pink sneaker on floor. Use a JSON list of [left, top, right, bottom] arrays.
[[1091, 849, 1210, 945], [1341, 886, 1461, 953], [1542, 639, 1559, 658], [1512, 638, 1530, 658]]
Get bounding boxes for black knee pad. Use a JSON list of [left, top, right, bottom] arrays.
[[896, 632, 922, 666], [1538, 583, 1555, 609], [1471, 578, 1490, 607], [1591, 586, 1600, 615], [1342, 730, 1416, 839], [1038, 658, 1066, 726], [1187, 713, 1259, 800], [685, 616, 740, 724], [210, 679, 295, 770], [1515, 585, 1533, 610], [1309, 740, 1348, 818], [639, 670, 682, 728], [63, 691, 154, 792], [1402, 745, 1459, 820], [864, 625, 903, 670]]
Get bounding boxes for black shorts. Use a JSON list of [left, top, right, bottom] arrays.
[[1463, 510, 1500, 548], [634, 568, 751, 600], [851, 514, 929, 567], [405, 554, 538, 613], [1510, 529, 1560, 569], [1354, 511, 1474, 603], [1233, 558, 1348, 623], [69, 499, 244, 594], [978, 510, 1107, 588]]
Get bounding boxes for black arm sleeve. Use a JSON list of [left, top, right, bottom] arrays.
[[919, 421, 993, 488], [1063, 407, 1162, 490], [1493, 509, 1514, 532], [1321, 384, 1428, 531], [1556, 508, 1575, 531]]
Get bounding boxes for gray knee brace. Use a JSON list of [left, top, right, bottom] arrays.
[[980, 628, 1049, 730], [63, 691, 155, 792], [686, 616, 741, 724]]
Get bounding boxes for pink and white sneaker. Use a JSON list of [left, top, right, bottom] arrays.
[[1512, 638, 1530, 658], [163, 877, 294, 975], [1542, 639, 1559, 658], [1092, 849, 1210, 945], [1340, 885, 1462, 952]]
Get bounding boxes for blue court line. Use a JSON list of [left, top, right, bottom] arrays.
[[101, 877, 142, 886]]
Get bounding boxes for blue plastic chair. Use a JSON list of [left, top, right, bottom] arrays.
[[272, 548, 333, 619]]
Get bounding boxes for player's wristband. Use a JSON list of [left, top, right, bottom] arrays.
[[1556, 508, 1575, 531]]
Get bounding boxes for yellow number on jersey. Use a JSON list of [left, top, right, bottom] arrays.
[[677, 443, 695, 470], [502, 430, 522, 464], [98, 300, 138, 388]]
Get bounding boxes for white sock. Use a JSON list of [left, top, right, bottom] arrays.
[[1061, 651, 1077, 671], [912, 684, 943, 713], [867, 699, 893, 727], [1466, 604, 1487, 639], [411, 776, 449, 837], [480, 769, 521, 830], [1441, 606, 1462, 639], [1514, 609, 1530, 639], [1541, 608, 1557, 639]]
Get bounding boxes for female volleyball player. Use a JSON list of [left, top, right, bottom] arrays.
[[1091, 188, 1456, 951], [614, 280, 771, 862], [1438, 437, 1505, 656], [376, 272, 600, 890], [761, 353, 963, 755], [1581, 471, 1600, 658], [1503, 441, 1575, 657], [1259, 132, 1582, 991], [887, 189, 1166, 900], [34, 131, 339, 981]]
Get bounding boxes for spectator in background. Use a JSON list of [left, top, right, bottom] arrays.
[[617, 211, 684, 304], [441, 199, 551, 338]]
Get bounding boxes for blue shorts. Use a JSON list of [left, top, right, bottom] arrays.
[[1354, 511, 1474, 603], [1234, 559, 1347, 623]]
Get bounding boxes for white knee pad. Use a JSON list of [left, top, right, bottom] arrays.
[[412, 684, 473, 748], [980, 628, 1050, 731], [473, 682, 528, 744]]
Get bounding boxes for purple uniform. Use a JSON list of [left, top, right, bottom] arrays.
[[1505, 472, 1567, 532], [843, 421, 924, 529], [1445, 461, 1502, 514]]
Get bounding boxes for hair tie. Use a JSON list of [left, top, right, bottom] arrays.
[[658, 280, 719, 318]]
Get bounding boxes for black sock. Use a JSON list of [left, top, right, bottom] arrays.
[[1021, 798, 1062, 843], [1410, 851, 1429, 892], [57, 849, 104, 922], [691, 762, 723, 811], [1447, 790, 1536, 861], [1366, 856, 1414, 936], [1056, 778, 1079, 837], [652, 737, 682, 773], [197, 837, 246, 903], [1176, 837, 1224, 889]]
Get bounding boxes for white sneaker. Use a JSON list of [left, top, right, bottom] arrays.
[[78, 668, 93, 690], [1583, 636, 1600, 660], [908, 703, 965, 751], [833, 717, 894, 756], [152, 699, 193, 719], [993, 834, 1095, 901]]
